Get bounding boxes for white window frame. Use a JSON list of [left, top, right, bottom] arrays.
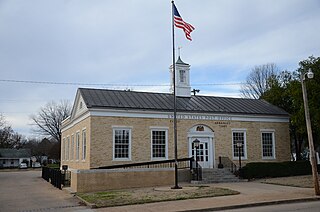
[[261, 129, 276, 159], [76, 131, 80, 161], [66, 136, 70, 161], [62, 137, 65, 161], [82, 129, 87, 161], [71, 134, 74, 161], [179, 70, 186, 83], [232, 129, 247, 160], [112, 127, 132, 161], [150, 127, 168, 160]]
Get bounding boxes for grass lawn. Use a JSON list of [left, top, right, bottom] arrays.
[[258, 175, 317, 188], [77, 185, 239, 208]]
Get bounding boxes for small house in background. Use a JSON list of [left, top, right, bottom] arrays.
[[0, 149, 31, 168]]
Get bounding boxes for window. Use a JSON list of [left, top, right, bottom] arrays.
[[66, 136, 70, 160], [151, 129, 168, 159], [76, 132, 80, 160], [261, 131, 275, 159], [82, 129, 86, 160], [71, 135, 74, 160], [62, 138, 65, 160], [113, 128, 131, 160], [232, 130, 247, 159], [179, 70, 186, 83]]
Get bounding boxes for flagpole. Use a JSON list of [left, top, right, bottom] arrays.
[[171, 0, 181, 189]]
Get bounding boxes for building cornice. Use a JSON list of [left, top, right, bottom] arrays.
[[62, 108, 289, 132]]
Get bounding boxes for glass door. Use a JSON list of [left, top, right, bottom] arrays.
[[192, 138, 210, 168]]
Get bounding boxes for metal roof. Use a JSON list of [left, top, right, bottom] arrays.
[[176, 56, 189, 65], [79, 88, 289, 116]]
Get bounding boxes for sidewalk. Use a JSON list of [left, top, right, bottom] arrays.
[[93, 182, 320, 212]]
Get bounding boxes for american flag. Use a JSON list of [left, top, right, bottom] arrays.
[[173, 3, 195, 41]]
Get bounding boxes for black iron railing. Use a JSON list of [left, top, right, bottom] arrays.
[[191, 159, 202, 181], [42, 167, 71, 189], [219, 156, 237, 173], [94, 157, 202, 181], [94, 157, 193, 170]]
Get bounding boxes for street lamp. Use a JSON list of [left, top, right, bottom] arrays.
[[236, 141, 243, 169], [301, 68, 320, 195], [193, 139, 200, 181]]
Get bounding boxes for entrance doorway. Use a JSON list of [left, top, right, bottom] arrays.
[[188, 125, 214, 168], [191, 137, 210, 168]]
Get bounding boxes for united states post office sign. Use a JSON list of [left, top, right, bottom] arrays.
[[167, 114, 232, 121]]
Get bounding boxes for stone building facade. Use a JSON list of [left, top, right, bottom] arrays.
[[61, 58, 291, 170]]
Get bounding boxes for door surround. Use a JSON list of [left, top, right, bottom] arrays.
[[187, 125, 215, 168]]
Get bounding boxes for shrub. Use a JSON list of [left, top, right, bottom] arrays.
[[46, 163, 60, 169], [239, 161, 313, 179]]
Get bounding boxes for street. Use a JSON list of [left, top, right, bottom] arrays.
[[0, 170, 89, 212], [223, 200, 320, 212]]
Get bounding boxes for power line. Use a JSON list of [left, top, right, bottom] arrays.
[[0, 79, 169, 87], [0, 79, 244, 87]]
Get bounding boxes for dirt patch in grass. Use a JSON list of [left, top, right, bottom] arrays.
[[258, 175, 316, 188], [77, 185, 239, 208]]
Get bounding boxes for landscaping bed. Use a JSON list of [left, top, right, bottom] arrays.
[[258, 175, 316, 188], [77, 185, 239, 208]]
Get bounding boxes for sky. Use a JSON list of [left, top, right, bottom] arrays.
[[0, 0, 320, 138]]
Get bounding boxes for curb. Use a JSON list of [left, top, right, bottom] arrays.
[[181, 197, 320, 212], [74, 194, 320, 211], [75, 195, 97, 209]]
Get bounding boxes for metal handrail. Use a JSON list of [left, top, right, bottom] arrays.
[[191, 158, 202, 181], [94, 157, 193, 170], [219, 156, 238, 173]]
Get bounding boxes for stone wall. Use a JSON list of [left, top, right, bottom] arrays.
[[61, 116, 91, 170], [62, 115, 290, 170], [71, 168, 190, 193], [89, 116, 290, 168]]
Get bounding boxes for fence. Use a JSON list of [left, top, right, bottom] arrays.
[[42, 167, 71, 189]]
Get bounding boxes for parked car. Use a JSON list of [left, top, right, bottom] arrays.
[[33, 162, 41, 168], [19, 163, 28, 169]]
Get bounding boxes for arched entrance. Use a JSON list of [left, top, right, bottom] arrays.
[[187, 125, 214, 168]]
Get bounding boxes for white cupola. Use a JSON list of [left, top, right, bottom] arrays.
[[169, 56, 191, 97]]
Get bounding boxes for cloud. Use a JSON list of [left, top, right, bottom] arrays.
[[0, 0, 319, 136]]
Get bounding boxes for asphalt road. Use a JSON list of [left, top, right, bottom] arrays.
[[0, 170, 90, 212], [223, 200, 320, 212]]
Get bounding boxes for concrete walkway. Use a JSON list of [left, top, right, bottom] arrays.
[[1, 170, 319, 212], [0, 170, 88, 212], [95, 182, 320, 212]]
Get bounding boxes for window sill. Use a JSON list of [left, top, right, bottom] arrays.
[[151, 157, 167, 161], [262, 157, 276, 160], [232, 158, 247, 160], [113, 158, 131, 161]]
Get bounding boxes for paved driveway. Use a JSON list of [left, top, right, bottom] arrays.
[[0, 170, 90, 212]]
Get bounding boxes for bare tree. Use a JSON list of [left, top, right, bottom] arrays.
[[0, 126, 24, 149], [31, 100, 71, 143], [240, 63, 279, 99], [0, 114, 23, 148]]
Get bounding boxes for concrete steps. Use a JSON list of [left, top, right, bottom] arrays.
[[192, 168, 240, 184]]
